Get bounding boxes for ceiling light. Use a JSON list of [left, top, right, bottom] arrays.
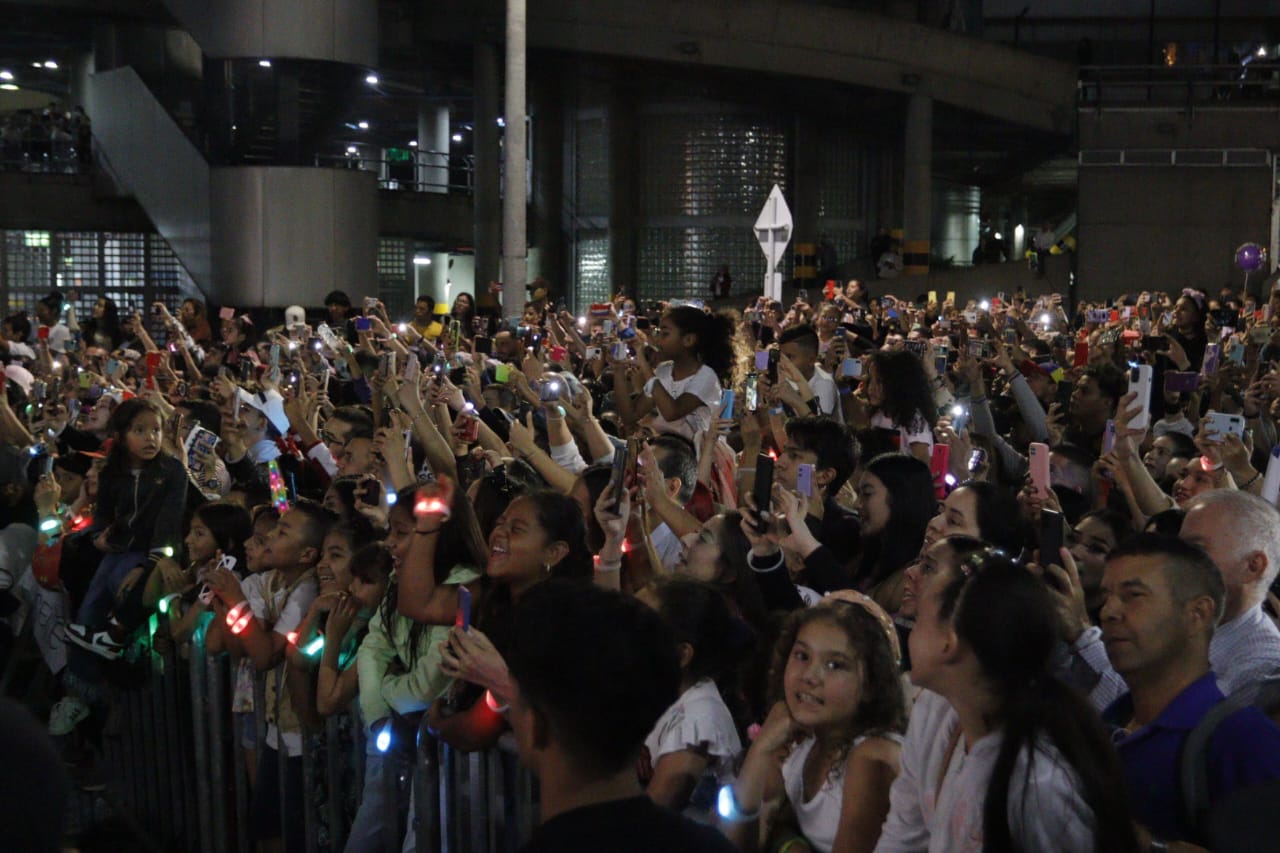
[[451, 133, 463, 143], [31, 62, 42, 69], [43, 60, 58, 70], [259, 59, 272, 68], [345, 145, 358, 154], [0, 71, 12, 81], [408, 140, 418, 147], [413, 255, 432, 266], [0, 84, 18, 91], [357, 121, 369, 130], [496, 117, 505, 128], [365, 74, 379, 85]]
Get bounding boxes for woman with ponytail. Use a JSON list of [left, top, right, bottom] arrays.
[[877, 549, 1139, 853], [614, 305, 744, 440]]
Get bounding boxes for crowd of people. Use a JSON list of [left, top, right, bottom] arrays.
[[2, 276, 1280, 852], [0, 106, 92, 173]]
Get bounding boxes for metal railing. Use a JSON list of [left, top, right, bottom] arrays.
[[314, 151, 476, 195], [86, 627, 537, 853], [1078, 63, 1280, 107]]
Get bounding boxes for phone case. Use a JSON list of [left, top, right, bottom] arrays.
[[1029, 442, 1051, 496], [796, 463, 813, 498], [1127, 365, 1153, 430]]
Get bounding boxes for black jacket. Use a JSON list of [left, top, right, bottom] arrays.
[[91, 454, 188, 555]]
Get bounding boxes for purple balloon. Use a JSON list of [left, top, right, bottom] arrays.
[[1235, 242, 1264, 273]]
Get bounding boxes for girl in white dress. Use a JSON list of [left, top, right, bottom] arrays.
[[719, 592, 906, 853], [640, 579, 746, 815]]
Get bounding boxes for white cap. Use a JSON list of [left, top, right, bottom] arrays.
[[285, 305, 306, 329], [237, 387, 291, 435], [4, 364, 33, 395]]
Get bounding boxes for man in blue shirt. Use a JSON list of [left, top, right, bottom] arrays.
[[1099, 536, 1280, 845]]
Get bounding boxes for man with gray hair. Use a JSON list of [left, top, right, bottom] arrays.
[[1179, 490, 1280, 696]]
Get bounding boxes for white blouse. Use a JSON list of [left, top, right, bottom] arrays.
[[644, 678, 742, 786]]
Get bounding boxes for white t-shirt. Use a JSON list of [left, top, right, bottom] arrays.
[[645, 678, 742, 788], [874, 690, 1096, 853], [798, 365, 840, 420], [650, 522, 684, 572], [644, 362, 723, 440], [243, 569, 318, 757], [870, 410, 934, 454]]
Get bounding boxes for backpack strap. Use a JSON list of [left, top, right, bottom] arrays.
[[1177, 690, 1253, 842]]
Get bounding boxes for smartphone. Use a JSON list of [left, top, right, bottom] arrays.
[[1204, 411, 1246, 442], [934, 354, 948, 376], [1127, 364, 1153, 430], [584, 346, 601, 361], [754, 350, 770, 372], [610, 342, 628, 361], [474, 336, 493, 355], [607, 440, 629, 514], [840, 357, 862, 379], [219, 306, 236, 321], [929, 444, 951, 496], [1102, 419, 1117, 455], [1039, 508, 1064, 565], [457, 412, 481, 444], [354, 316, 372, 333], [1202, 343, 1221, 375], [1164, 371, 1200, 393], [550, 345, 568, 363], [767, 349, 780, 385], [635, 317, 651, 331], [951, 405, 970, 435], [456, 586, 472, 631], [967, 339, 991, 360], [539, 377, 563, 402], [1029, 442, 1051, 498], [796, 463, 813, 498], [720, 389, 735, 420], [751, 453, 775, 533], [493, 363, 511, 384], [744, 373, 759, 411]]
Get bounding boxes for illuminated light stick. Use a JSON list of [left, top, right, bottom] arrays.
[[375, 719, 393, 752], [225, 601, 253, 634], [268, 460, 290, 513], [303, 635, 325, 657], [158, 593, 181, 615]]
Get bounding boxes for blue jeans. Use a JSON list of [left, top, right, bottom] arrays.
[[66, 550, 147, 695], [345, 748, 413, 853]]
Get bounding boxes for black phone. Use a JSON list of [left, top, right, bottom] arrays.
[[767, 349, 780, 385], [607, 440, 629, 514], [751, 453, 775, 533], [1039, 508, 1064, 566], [635, 317, 651, 331], [474, 336, 493, 355]]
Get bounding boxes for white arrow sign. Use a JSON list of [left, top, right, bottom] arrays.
[[754, 184, 792, 301]]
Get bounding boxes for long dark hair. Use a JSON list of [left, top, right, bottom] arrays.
[[478, 491, 592, 656], [82, 297, 122, 349], [710, 510, 768, 632], [665, 306, 744, 389], [869, 349, 938, 429], [380, 484, 484, 667], [938, 552, 1140, 853], [189, 501, 252, 570], [451, 291, 476, 335], [856, 453, 935, 589], [103, 398, 169, 480], [955, 480, 1025, 554]]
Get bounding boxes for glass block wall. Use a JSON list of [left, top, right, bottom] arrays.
[[817, 131, 877, 270], [2, 229, 198, 323], [570, 115, 610, 309], [377, 238, 413, 319], [636, 112, 790, 301]]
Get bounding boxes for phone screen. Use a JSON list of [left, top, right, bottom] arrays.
[[457, 586, 472, 631], [751, 453, 775, 533], [1039, 509, 1064, 565]]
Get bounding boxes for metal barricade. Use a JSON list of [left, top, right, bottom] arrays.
[[96, 632, 539, 853]]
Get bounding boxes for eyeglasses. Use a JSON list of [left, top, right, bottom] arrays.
[[321, 430, 348, 448]]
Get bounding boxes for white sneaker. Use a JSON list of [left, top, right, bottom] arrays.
[[62, 624, 124, 660], [49, 697, 90, 736]]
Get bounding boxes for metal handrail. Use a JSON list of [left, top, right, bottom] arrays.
[[313, 150, 476, 194], [1078, 63, 1280, 105]]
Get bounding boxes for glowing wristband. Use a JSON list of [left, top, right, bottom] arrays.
[[286, 631, 299, 646], [225, 602, 252, 634], [158, 593, 181, 615], [1200, 455, 1224, 472], [716, 785, 759, 822], [595, 556, 622, 573], [413, 490, 452, 521], [485, 690, 510, 714], [303, 635, 325, 657], [39, 517, 62, 533]]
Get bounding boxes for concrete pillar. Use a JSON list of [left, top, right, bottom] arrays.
[[501, 0, 530, 324], [607, 88, 637, 299], [903, 93, 932, 276], [417, 103, 449, 193], [473, 42, 502, 309]]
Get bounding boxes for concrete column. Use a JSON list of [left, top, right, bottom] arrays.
[[501, 0, 529, 324], [607, 88, 637, 299], [417, 103, 449, 193], [903, 93, 932, 276], [473, 42, 502, 309]]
